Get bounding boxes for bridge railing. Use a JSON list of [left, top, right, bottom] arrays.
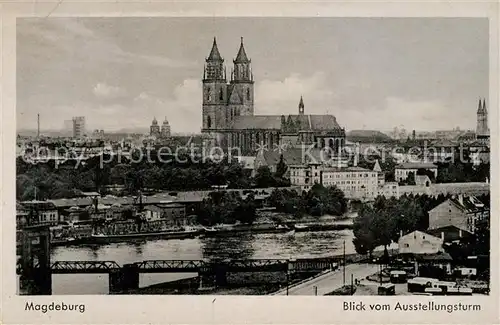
[[133, 260, 207, 270], [27, 258, 340, 274], [49, 261, 122, 273]]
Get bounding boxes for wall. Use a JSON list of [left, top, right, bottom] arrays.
[[398, 231, 443, 255], [428, 201, 468, 231]]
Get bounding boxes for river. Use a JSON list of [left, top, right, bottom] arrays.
[[21, 229, 361, 294]]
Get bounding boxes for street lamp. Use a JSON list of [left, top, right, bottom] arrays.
[[343, 240, 346, 285]]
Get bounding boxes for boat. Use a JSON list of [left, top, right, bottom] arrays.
[[81, 229, 200, 244], [293, 224, 310, 232]]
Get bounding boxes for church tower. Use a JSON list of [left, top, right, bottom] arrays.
[[202, 37, 228, 131], [161, 117, 171, 138], [150, 117, 160, 137], [229, 37, 254, 116], [476, 98, 489, 139], [298, 96, 305, 115]]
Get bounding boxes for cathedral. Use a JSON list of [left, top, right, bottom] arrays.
[[476, 98, 489, 140], [201, 37, 346, 155], [150, 117, 171, 139]]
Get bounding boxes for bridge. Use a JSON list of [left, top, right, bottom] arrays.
[[30, 258, 339, 274], [23, 258, 341, 294]]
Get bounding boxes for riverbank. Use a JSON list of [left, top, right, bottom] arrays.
[[121, 271, 322, 295], [28, 216, 354, 248]]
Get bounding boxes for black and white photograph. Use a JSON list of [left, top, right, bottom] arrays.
[[2, 2, 498, 323], [13, 16, 492, 300]]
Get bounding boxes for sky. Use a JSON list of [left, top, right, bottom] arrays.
[[17, 17, 489, 133]]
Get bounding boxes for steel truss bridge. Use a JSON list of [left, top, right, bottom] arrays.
[[30, 258, 341, 274]]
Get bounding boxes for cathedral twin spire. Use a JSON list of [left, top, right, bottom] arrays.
[[204, 37, 252, 82]]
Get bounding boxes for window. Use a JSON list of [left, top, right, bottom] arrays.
[[207, 116, 212, 128], [219, 88, 224, 100], [246, 88, 250, 100], [206, 88, 211, 101]]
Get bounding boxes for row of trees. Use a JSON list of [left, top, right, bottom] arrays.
[[266, 184, 348, 218], [353, 193, 490, 258], [16, 153, 291, 201], [352, 194, 448, 257], [194, 191, 258, 226]]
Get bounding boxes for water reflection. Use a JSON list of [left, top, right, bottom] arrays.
[[43, 230, 357, 294], [201, 234, 255, 261]]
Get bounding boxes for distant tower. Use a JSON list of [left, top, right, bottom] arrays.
[[476, 98, 489, 139], [72, 116, 86, 138], [161, 117, 171, 138], [298, 96, 305, 115], [202, 37, 227, 131], [373, 159, 385, 186], [37, 113, 40, 138], [150, 117, 160, 137], [229, 37, 254, 116]]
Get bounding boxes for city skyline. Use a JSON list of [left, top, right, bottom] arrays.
[[17, 17, 488, 133]]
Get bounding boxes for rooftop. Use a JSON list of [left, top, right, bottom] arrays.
[[396, 162, 437, 169]]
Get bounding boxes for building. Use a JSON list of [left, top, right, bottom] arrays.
[[398, 230, 444, 255], [150, 117, 160, 137], [289, 163, 378, 199], [395, 162, 438, 182], [378, 182, 399, 198], [143, 205, 163, 222], [476, 98, 489, 140], [255, 146, 349, 177], [321, 166, 378, 200], [289, 162, 323, 192], [157, 203, 189, 227], [201, 37, 346, 155], [72, 116, 86, 138], [373, 159, 385, 186], [428, 194, 489, 233], [19, 200, 61, 225], [161, 117, 171, 138]]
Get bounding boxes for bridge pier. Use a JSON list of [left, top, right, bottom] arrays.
[[214, 265, 228, 287], [19, 226, 52, 295], [109, 264, 140, 294]]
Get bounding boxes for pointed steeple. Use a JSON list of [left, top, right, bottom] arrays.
[[298, 96, 305, 115], [234, 37, 250, 63], [483, 98, 487, 112], [373, 159, 382, 172], [207, 37, 223, 62], [477, 98, 482, 113]]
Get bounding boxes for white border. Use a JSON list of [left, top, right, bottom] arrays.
[[1, 1, 499, 324]]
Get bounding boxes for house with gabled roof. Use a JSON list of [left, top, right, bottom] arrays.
[[428, 194, 489, 233]]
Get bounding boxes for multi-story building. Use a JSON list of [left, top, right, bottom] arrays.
[[200, 37, 346, 155], [395, 162, 438, 182], [321, 166, 379, 200], [378, 182, 399, 198], [289, 163, 378, 199], [72, 116, 86, 138], [428, 194, 489, 233]]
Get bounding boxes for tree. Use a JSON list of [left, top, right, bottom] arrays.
[[254, 166, 274, 188], [352, 205, 379, 257], [275, 154, 287, 179]]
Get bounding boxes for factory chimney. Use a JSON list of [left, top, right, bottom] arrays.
[[37, 113, 40, 138]]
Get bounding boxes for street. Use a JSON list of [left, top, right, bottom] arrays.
[[274, 263, 379, 296]]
